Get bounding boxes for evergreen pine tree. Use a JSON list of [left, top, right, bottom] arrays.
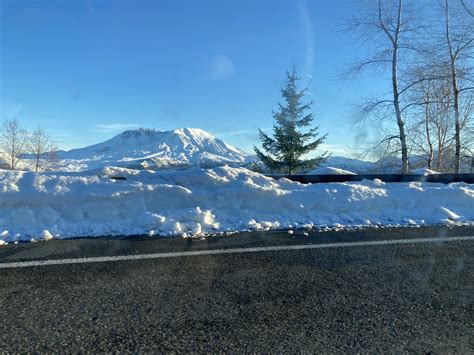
[[254, 66, 329, 175]]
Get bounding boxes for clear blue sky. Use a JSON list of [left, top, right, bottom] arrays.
[[1, 0, 387, 155]]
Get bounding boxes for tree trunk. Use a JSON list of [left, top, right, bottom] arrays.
[[424, 100, 434, 169], [380, 0, 409, 173], [445, 0, 462, 173], [35, 154, 40, 172], [452, 87, 461, 173], [437, 134, 443, 171], [288, 136, 293, 175], [11, 137, 16, 171], [392, 44, 409, 173]]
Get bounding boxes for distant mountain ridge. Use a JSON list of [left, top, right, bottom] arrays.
[[51, 127, 254, 170], [11, 127, 471, 173]]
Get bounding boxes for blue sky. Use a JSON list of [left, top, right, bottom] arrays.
[[1, 0, 387, 155]]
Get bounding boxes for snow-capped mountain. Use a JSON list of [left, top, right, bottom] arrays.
[[51, 128, 254, 171], [307, 166, 357, 175], [319, 155, 445, 174], [320, 156, 375, 174], [13, 127, 471, 173]]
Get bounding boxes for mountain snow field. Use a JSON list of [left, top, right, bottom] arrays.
[[307, 166, 357, 175], [0, 166, 472, 244], [10, 127, 453, 174], [18, 128, 254, 171]]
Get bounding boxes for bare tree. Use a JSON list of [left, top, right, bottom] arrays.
[[411, 84, 436, 169], [433, 89, 457, 171], [441, 0, 474, 172], [344, 0, 424, 173], [461, 0, 474, 17], [407, 66, 455, 172], [28, 128, 57, 172], [0, 118, 28, 170], [460, 91, 474, 171]]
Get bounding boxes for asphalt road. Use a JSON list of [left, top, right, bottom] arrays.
[[1, 226, 473, 353]]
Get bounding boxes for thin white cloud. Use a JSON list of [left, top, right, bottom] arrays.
[[298, 1, 314, 88], [0, 102, 23, 118], [96, 123, 140, 132], [210, 55, 234, 80], [86, 0, 96, 14]]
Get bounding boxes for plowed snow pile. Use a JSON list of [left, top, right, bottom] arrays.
[[0, 166, 473, 244]]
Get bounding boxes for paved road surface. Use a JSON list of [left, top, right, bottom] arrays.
[[1, 226, 473, 353]]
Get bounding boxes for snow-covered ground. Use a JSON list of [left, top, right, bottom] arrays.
[[411, 168, 441, 175], [0, 166, 472, 245], [307, 167, 442, 176]]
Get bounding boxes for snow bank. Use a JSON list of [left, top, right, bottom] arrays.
[[411, 168, 440, 175], [0, 166, 472, 243]]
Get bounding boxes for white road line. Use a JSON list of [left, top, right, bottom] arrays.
[[1, 235, 474, 269]]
